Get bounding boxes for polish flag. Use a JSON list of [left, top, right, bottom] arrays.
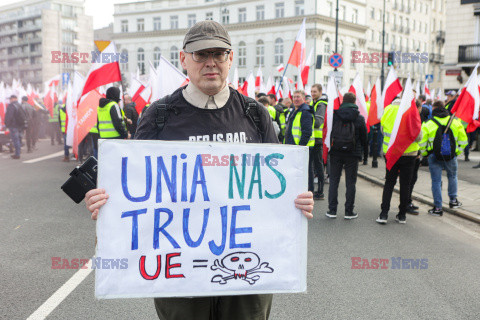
[[365, 81, 371, 102], [435, 89, 443, 101], [26, 84, 36, 106], [322, 75, 342, 163], [255, 67, 264, 92], [246, 71, 256, 98], [130, 75, 146, 105], [301, 48, 314, 87], [381, 66, 403, 118], [67, 71, 85, 147], [266, 75, 275, 95], [415, 80, 420, 98], [275, 80, 281, 100], [367, 77, 382, 128], [151, 56, 188, 102], [287, 18, 306, 68], [46, 75, 61, 88], [81, 42, 122, 97], [73, 89, 103, 156], [348, 73, 368, 122], [424, 81, 431, 100], [385, 77, 421, 170], [276, 64, 285, 73], [43, 85, 57, 117], [231, 67, 239, 89], [296, 68, 304, 90], [431, 88, 436, 101], [451, 64, 480, 132], [0, 82, 6, 125]]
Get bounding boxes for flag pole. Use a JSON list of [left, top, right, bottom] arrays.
[[276, 64, 289, 94]]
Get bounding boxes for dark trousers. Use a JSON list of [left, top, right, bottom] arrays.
[[328, 154, 359, 214], [49, 122, 61, 144], [308, 143, 324, 194], [154, 294, 272, 320], [25, 125, 34, 151], [381, 156, 416, 219], [408, 157, 421, 204]]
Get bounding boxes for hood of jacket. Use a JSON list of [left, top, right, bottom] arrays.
[[432, 107, 449, 118], [99, 98, 115, 108], [335, 102, 359, 121]]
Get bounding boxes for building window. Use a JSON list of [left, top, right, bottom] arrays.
[[238, 8, 246, 23], [170, 15, 178, 29], [256, 5, 265, 21], [137, 48, 145, 74], [170, 46, 179, 68], [256, 39, 264, 66], [238, 41, 246, 67], [121, 20, 128, 32], [222, 9, 229, 24], [153, 17, 161, 31], [137, 18, 144, 32], [352, 9, 358, 24], [341, 5, 346, 21], [370, 8, 374, 19], [339, 40, 343, 55], [274, 38, 284, 65], [295, 0, 304, 16], [188, 14, 196, 28], [121, 49, 128, 71], [324, 37, 330, 64], [153, 47, 161, 68], [275, 3, 284, 18], [351, 42, 356, 69], [206, 12, 213, 20], [328, 1, 333, 17]]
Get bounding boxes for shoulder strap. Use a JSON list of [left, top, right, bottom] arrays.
[[154, 97, 168, 132], [238, 92, 263, 137]]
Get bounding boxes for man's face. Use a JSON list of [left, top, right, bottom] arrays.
[[268, 96, 276, 106], [311, 87, 321, 100], [124, 95, 132, 104], [180, 48, 233, 96], [293, 94, 305, 108], [283, 98, 292, 107], [446, 95, 454, 102]]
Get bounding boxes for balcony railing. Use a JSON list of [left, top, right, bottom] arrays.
[[458, 44, 480, 63]]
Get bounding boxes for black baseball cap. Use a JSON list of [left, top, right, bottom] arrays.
[[183, 20, 232, 52]]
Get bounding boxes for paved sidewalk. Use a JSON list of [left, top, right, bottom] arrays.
[[357, 153, 480, 224]]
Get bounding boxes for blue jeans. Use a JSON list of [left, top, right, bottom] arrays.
[[428, 154, 458, 208], [10, 127, 22, 157]]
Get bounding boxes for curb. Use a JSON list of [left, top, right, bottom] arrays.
[[357, 170, 480, 224]]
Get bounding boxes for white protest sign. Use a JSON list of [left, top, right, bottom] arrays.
[[95, 139, 308, 299]]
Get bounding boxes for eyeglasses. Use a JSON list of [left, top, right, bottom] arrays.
[[188, 50, 231, 63]]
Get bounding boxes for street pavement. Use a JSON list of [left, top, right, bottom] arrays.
[[1, 139, 480, 320]]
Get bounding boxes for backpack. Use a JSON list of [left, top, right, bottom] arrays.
[[330, 118, 356, 152], [331, 120, 356, 152], [153, 92, 263, 138], [431, 117, 456, 161]]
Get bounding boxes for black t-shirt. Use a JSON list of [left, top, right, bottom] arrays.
[[135, 87, 279, 144]]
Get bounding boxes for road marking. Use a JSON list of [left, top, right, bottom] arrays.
[[14, 225, 21, 230], [27, 259, 93, 320], [23, 151, 64, 164]]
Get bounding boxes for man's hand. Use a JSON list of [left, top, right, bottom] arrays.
[[126, 118, 132, 125], [295, 191, 314, 219], [85, 188, 109, 220]]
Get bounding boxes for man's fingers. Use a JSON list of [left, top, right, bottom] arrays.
[[301, 210, 313, 219], [86, 188, 105, 201], [296, 204, 313, 213], [91, 209, 99, 220], [88, 199, 107, 213], [295, 198, 314, 205], [296, 191, 313, 199], [87, 193, 109, 206]]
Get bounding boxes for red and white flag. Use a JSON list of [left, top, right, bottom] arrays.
[[322, 75, 342, 163], [385, 77, 421, 170], [67, 71, 85, 147], [301, 48, 314, 87], [46, 74, 61, 88], [231, 67, 239, 90], [266, 75, 275, 95], [73, 89, 103, 156], [431, 88, 436, 101], [275, 80, 282, 100], [287, 18, 306, 68], [367, 77, 382, 128], [365, 81, 371, 102], [423, 81, 431, 100], [451, 64, 480, 132], [81, 42, 122, 97], [415, 80, 420, 99], [0, 82, 6, 125], [255, 66, 264, 92], [246, 71, 256, 98], [381, 66, 403, 118], [348, 73, 368, 122], [152, 55, 188, 102], [276, 64, 285, 73]]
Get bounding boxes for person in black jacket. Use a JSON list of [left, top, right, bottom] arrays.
[[123, 94, 138, 137], [5, 95, 27, 159], [326, 92, 368, 219], [97, 87, 128, 139]]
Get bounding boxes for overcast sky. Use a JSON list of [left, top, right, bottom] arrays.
[[2, 0, 133, 29]]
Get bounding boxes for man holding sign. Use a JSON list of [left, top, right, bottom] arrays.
[[86, 20, 313, 320]]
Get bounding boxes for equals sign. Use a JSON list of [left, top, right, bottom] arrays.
[[193, 259, 208, 268]]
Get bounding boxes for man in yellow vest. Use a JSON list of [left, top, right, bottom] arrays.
[[268, 93, 287, 142], [97, 87, 128, 140], [258, 96, 280, 136], [418, 100, 468, 216], [376, 100, 422, 224], [284, 90, 315, 193], [58, 101, 71, 162], [309, 84, 327, 200], [48, 102, 62, 145]]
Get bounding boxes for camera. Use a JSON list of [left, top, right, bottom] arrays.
[[61, 156, 98, 204]]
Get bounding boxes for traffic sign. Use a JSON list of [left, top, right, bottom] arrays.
[[328, 70, 343, 87], [328, 53, 343, 68], [425, 74, 434, 83]]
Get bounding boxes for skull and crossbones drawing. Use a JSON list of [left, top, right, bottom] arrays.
[[211, 252, 274, 285]]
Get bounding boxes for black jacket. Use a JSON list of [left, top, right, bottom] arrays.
[[98, 98, 128, 139], [5, 101, 26, 129], [329, 102, 368, 160], [124, 102, 139, 135], [284, 103, 313, 146]]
